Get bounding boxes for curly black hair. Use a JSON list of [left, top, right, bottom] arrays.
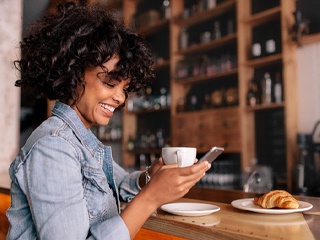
[[14, 1, 155, 105]]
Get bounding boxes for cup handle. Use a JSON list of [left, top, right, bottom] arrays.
[[176, 150, 184, 167]]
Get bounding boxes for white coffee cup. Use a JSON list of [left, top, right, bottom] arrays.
[[162, 147, 197, 167]]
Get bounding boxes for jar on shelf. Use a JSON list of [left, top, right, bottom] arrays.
[[211, 89, 224, 107]]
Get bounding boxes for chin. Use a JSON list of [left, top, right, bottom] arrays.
[[98, 120, 111, 126]]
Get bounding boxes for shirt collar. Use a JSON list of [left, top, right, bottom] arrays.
[[51, 101, 102, 152]]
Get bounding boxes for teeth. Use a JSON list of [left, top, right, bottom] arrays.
[[100, 103, 115, 113]]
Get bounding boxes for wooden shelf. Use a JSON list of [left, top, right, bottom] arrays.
[[245, 53, 282, 68], [176, 33, 237, 55], [154, 60, 170, 70], [174, 68, 238, 85], [174, 0, 236, 27], [245, 6, 281, 27], [127, 106, 170, 115], [301, 32, 320, 46], [245, 102, 285, 112], [174, 106, 239, 116], [137, 18, 169, 36]]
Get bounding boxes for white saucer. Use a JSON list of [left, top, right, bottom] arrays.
[[160, 202, 220, 217], [231, 198, 313, 214]]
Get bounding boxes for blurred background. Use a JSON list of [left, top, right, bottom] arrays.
[[1, 0, 320, 197]]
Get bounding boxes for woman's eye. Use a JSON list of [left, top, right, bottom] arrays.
[[123, 89, 129, 98], [123, 88, 129, 93], [103, 79, 117, 88], [104, 82, 115, 87], [123, 88, 129, 96]]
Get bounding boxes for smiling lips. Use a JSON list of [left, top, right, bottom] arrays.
[[100, 103, 115, 113]]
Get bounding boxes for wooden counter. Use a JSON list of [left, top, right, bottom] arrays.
[[135, 188, 320, 240], [2, 187, 319, 239]]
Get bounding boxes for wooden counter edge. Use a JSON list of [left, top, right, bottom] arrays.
[[141, 215, 261, 240]]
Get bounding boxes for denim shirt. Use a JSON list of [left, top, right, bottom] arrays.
[[6, 101, 142, 240]]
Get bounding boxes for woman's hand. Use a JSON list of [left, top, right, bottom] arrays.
[[122, 159, 210, 239], [141, 160, 211, 209]]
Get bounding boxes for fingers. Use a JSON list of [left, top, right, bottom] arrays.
[[180, 160, 211, 175], [144, 161, 211, 206], [158, 157, 164, 165], [177, 161, 211, 184], [160, 160, 210, 176], [171, 161, 210, 184]]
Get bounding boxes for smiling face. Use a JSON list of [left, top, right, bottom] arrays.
[[71, 55, 129, 128]]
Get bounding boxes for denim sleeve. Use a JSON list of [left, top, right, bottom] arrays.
[[17, 136, 129, 240], [89, 215, 129, 240], [113, 162, 143, 202]]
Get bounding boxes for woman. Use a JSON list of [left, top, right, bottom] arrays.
[[6, 2, 210, 239]]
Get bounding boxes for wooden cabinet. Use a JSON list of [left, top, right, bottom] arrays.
[[123, 0, 298, 191], [172, 108, 240, 152]]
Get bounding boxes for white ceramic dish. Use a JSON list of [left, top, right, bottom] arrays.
[[160, 202, 220, 217], [231, 198, 313, 214]]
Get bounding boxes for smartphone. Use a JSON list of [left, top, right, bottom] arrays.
[[198, 146, 224, 164]]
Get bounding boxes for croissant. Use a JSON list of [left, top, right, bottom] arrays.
[[253, 190, 299, 209]]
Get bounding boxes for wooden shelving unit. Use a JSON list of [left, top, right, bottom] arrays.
[[122, 0, 171, 168], [238, 0, 297, 191], [122, 0, 298, 191]]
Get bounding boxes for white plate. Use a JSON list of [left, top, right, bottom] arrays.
[[160, 202, 220, 217], [231, 198, 313, 214]]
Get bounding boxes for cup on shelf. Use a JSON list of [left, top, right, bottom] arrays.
[[162, 147, 197, 167]]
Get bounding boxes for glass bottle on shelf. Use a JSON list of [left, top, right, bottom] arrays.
[[127, 135, 135, 151], [162, 0, 170, 19], [139, 154, 147, 170], [252, 43, 261, 58], [202, 94, 212, 109], [207, 0, 217, 9], [246, 78, 259, 107], [179, 28, 189, 50], [294, 134, 315, 194], [265, 38, 276, 55], [200, 31, 211, 43], [156, 128, 164, 148], [260, 72, 272, 104], [227, 18, 234, 35], [159, 88, 167, 107], [273, 72, 283, 103], [265, 27, 276, 56], [252, 28, 262, 58], [212, 21, 221, 40], [190, 95, 198, 111]]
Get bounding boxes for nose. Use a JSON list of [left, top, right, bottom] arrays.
[[112, 86, 126, 105]]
